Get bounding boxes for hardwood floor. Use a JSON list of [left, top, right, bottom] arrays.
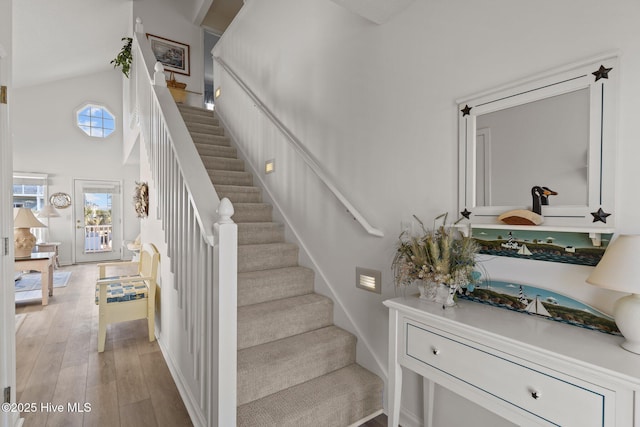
[[14, 262, 389, 427], [360, 413, 388, 426], [15, 263, 192, 427]]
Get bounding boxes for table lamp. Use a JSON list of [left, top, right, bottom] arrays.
[[38, 204, 60, 242], [586, 234, 640, 354], [13, 207, 47, 258]]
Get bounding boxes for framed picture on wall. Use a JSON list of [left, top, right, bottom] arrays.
[[146, 34, 190, 76]]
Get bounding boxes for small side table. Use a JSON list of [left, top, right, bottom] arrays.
[[34, 242, 61, 269], [15, 252, 55, 305]]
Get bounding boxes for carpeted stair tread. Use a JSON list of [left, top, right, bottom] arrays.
[[233, 203, 273, 223], [201, 155, 245, 172], [238, 266, 313, 306], [191, 132, 230, 145], [209, 170, 253, 186], [238, 326, 356, 405], [237, 363, 383, 427], [185, 122, 225, 136], [181, 113, 220, 126], [237, 293, 333, 350], [177, 104, 215, 116], [194, 143, 237, 159], [237, 222, 284, 245], [217, 186, 263, 204], [238, 243, 298, 273]]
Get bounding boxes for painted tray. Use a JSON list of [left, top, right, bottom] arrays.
[[460, 280, 620, 336], [472, 228, 612, 266]]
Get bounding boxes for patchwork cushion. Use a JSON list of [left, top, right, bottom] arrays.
[[95, 280, 148, 304]]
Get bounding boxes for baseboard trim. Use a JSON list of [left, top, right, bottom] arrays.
[[400, 406, 422, 427], [348, 409, 384, 427], [155, 333, 205, 427]]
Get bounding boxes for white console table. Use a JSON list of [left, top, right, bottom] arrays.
[[384, 297, 640, 427]]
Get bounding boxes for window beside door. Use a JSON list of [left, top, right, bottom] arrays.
[[12, 172, 47, 242]]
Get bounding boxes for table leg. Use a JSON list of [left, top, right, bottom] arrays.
[[41, 263, 53, 305], [388, 308, 402, 427], [48, 262, 54, 296], [423, 377, 435, 427]]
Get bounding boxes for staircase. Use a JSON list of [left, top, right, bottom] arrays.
[[177, 104, 384, 426]]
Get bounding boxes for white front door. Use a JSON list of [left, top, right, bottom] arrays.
[[73, 179, 123, 263]]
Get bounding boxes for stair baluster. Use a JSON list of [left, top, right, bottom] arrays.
[[132, 25, 237, 427]]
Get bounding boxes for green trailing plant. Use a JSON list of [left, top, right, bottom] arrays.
[[111, 37, 133, 78]]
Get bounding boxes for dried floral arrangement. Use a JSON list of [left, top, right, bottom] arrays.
[[392, 213, 479, 290], [133, 182, 149, 218]]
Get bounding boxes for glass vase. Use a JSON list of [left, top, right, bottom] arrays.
[[417, 280, 457, 307]]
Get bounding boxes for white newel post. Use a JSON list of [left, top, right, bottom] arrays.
[[154, 62, 167, 87], [213, 198, 237, 426]]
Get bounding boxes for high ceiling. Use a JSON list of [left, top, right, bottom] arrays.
[[202, 0, 243, 34], [12, 0, 242, 89], [12, 0, 406, 89], [12, 0, 132, 89]]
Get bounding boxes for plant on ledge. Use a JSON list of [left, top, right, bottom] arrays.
[[111, 37, 133, 78], [392, 213, 479, 306]]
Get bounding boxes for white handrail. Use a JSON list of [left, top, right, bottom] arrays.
[[133, 22, 237, 427], [213, 56, 384, 238]]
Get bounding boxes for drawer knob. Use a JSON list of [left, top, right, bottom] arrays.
[[432, 349, 440, 355], [531, 391, 541, 400]]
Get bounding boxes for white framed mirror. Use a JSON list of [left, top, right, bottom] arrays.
[[457, 53, 618, 231]]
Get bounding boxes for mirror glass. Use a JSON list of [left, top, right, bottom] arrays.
[[458, 54, 618, 229], [475, 88, 590, 207]]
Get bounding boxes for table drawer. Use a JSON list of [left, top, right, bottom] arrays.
[[405, 321, 614, 427]]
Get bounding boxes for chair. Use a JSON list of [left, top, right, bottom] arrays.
[[95, 243, 160, 352]]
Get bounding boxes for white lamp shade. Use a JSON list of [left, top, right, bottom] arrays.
[[13, 207, 47, 228], [38, 204, 60, 218], [586, 235, 640, 293]]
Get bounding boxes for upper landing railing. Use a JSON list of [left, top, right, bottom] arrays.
[[213, 56, 384, 238]]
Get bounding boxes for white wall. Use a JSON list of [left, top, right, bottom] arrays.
[[214, 0, 640, 425], [12, 70, 140, 265], [133, 0, 205, 107]]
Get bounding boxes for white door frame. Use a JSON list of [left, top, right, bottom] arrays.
[[72, 179, 124, 263], [0, 35, 21, 427]]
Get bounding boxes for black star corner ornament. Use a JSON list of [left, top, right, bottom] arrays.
[[461, 105, 472, 116], [461, 209, 472, 219], [592, 65, 613, 82], [591, 208, 611, 223]]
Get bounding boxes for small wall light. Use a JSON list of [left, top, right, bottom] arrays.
[[215, 87, 221, 98], [356, 267, 381, 294], [265, 159, 275, 174]]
